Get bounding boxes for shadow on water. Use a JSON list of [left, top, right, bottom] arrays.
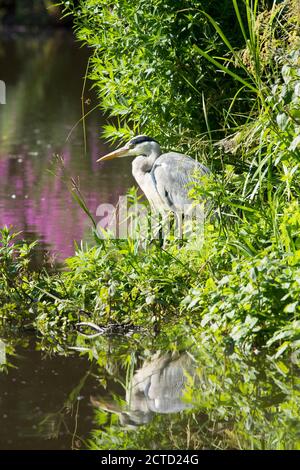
[[0, 30, 135, 265], [1, 331, 299, 450]]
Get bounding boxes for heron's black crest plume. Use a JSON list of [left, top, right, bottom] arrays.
[[129, 135, 160, 146]]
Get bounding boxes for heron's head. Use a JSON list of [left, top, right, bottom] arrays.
[[90, 396, 152, 430], [97, 135, 161, 162]]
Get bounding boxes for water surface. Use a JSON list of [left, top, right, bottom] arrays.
[[0, 31, 134, 263], [0, 335, 97, 450], [1, 333, 299, 450]]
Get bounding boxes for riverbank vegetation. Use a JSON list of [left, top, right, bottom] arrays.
[[1, 0, 300, 356]]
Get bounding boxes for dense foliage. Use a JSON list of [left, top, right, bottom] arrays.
[[60, 0, 254, 147], [1, 0, 300, 353], [1, 210, 300, 357]]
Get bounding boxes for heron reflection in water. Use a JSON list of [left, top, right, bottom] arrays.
[[91, 351, 197, 428]]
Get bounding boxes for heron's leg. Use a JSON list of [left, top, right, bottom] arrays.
[[160, 211, 179, 248], [148, 207, 163, 246], [173, 212, 185, 249], [150, 210, 183, 248]]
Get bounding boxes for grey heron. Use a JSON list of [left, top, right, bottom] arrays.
[[91, 351, 197, 428], [97, 135, 210, 216]]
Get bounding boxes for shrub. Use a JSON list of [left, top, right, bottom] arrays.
[[60, 0, 253, 147]]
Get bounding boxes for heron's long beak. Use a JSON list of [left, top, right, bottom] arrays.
[[90, 396, 123, 413], [97, 146, 130, 162]]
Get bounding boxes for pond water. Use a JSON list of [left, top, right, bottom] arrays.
[[0, 335, 97, 450], [0, 332, 299, 450], [0, 30, 135, 264]]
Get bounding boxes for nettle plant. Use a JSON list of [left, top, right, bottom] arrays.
[[270, 48, 300, 163], [61, 0, 247, 148], [0, 228, 37, 301]]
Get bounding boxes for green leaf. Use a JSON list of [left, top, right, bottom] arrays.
[[193, 45, 258, 94]]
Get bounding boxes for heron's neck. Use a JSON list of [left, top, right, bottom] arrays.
[[132, 150, 160, 174]]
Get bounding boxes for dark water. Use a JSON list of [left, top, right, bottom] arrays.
[[0, 30, 135, 263], [0, 337, 97, 450]]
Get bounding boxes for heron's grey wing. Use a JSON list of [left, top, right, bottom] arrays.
[[151, 152, 209, 212], [140, 353, 195, 413]]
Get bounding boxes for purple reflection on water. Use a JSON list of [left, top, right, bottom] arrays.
[[0, 143, 127, 259], [0, 32, 133, 262], [0, 155, 89, 259]]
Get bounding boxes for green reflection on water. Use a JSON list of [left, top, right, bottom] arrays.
[[1, 325, 300, 450], [84, 334, 300, 449]]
